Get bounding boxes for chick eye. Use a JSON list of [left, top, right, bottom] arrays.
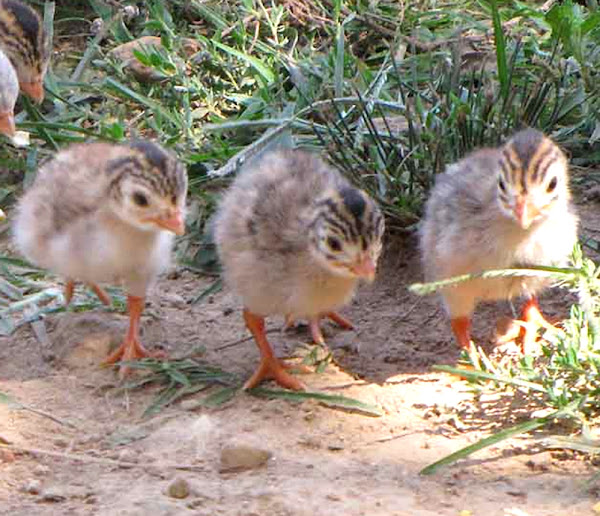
[[132, 192, 149, 207], [547, 176, 557, 193], [498, 177, 506, 193], [327, 236, 342, 252]]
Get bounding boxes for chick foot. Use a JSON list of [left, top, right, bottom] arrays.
[[102, 295, 164, 377], [244, 309, 305, 391], [285, 312, 354, 345], [64, 279, 112, 306], [519, 297, 555, 355], [450, 316, 472, 349]]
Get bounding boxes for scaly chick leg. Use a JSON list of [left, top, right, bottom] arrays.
[[64, 279, 75, 305], [519, 297, 554, 355], [64, 280, 112, 306], [88, 283, 112, 306], [308, 311, 355, 345], [450, 316, 472, 349], [243, 309, 305, 391], [102, 295, 163, 377]]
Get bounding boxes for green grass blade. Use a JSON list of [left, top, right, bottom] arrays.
[[409, 265, 580, 296], [103, 77, 179, 125], [490, 0, 508, 100], [420, 413, 560, 475], [211, 41, 275, 85], [432, 365, 547, 393], [248, 388, 384, 417]]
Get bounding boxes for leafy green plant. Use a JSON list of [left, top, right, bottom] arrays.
[[410, 246, 600, 474]]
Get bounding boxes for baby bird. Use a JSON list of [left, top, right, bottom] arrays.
[[420, 128, 578, 352], [0, 47, 18, 137], [14, 141, 187, 375], [215, 150, 385, 390], [0, 0, 49, 102]]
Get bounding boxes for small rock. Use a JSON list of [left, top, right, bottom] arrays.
[[108, 36, 200, 83], [40, 490, 66, 503], [22, 479, 42, 495], [117, 449, 138, 464], [162, 292, 186, 309], [0, 449, 15, 462], [219, 445, 271, 473], [33, 464, 49, 477], [53, 437, 69, 449], [166, 477, 190, 499]]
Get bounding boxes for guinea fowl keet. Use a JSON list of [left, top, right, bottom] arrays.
[[14, 141, 187, 376], [0, 47, 18, 137], [215, 150, 385, 390], [420, 128, 578, 352], [0, 0, 49, 102]]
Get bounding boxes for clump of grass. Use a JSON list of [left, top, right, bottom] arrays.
[[0, 254, 124, 337], [120, 354, 383, 418], [410, 245, 600, 474]]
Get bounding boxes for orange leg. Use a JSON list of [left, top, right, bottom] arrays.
[[243, 309, 305, 391], [519, 297, 554, 354], [102, 295, 164, 377], [308, 311, 354, 345], [64, 280, 112, 306], [64, 279, 75, 306], [88, 283, 112, 306], [451, 316, 472, 349]]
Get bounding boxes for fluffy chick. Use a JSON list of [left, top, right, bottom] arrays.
[[215, 149, 385, 390], [420, 128, 578, 351], [0, 47, 18, 136], [14, 141, 187, 375], [0, 0, 49, 102]]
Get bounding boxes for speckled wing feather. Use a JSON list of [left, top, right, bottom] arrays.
[[218, 150, 347, 255], [420, 149, 503, 280], [215, 150, 358, 318], [15, 143, 135, 250]]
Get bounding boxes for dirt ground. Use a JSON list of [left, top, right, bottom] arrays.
[[0, 197, 599, 516]]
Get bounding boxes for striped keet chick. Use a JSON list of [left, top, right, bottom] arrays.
[[13, 141, 187, 376], [420, 128, 578, 352], [0, 0, 49, 102], [215, 150, 385, 390], [0, 47, 18, 136]]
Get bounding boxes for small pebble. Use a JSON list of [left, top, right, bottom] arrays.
[[33, 464, 49, 477], [40, 490, 66, 503], [117, 449, 138, 464], [167, 477, 190, 499], [0, 449, 15, 462], [22, 479, 42, 495], [53, 437, 69, 449], [219, 445, 271, 473]]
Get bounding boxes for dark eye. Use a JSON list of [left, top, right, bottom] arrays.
[[498, 177, 506, 193], [547, 177, 557, 193], [132, 192, 149, 207], [327, 236, 342, 252], [171, 194, 177, 205]]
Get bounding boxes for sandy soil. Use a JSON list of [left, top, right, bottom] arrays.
[[0, 199, 598, 516]]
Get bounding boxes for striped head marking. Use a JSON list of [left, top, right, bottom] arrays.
[[309, 185, 385, 282], [108, 141, 188, 235], [497, 129, 569, 229], [0, 0, 48, 101]]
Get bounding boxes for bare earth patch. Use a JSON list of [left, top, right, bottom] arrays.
[[0, 198, 599, 516]]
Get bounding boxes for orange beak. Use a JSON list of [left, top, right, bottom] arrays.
[[148, 210, 185, 236], [350, 254, 377, 282], [514, 198, 534, 229], [0, 111, 15, 137], [20, 80, 44, 103]]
